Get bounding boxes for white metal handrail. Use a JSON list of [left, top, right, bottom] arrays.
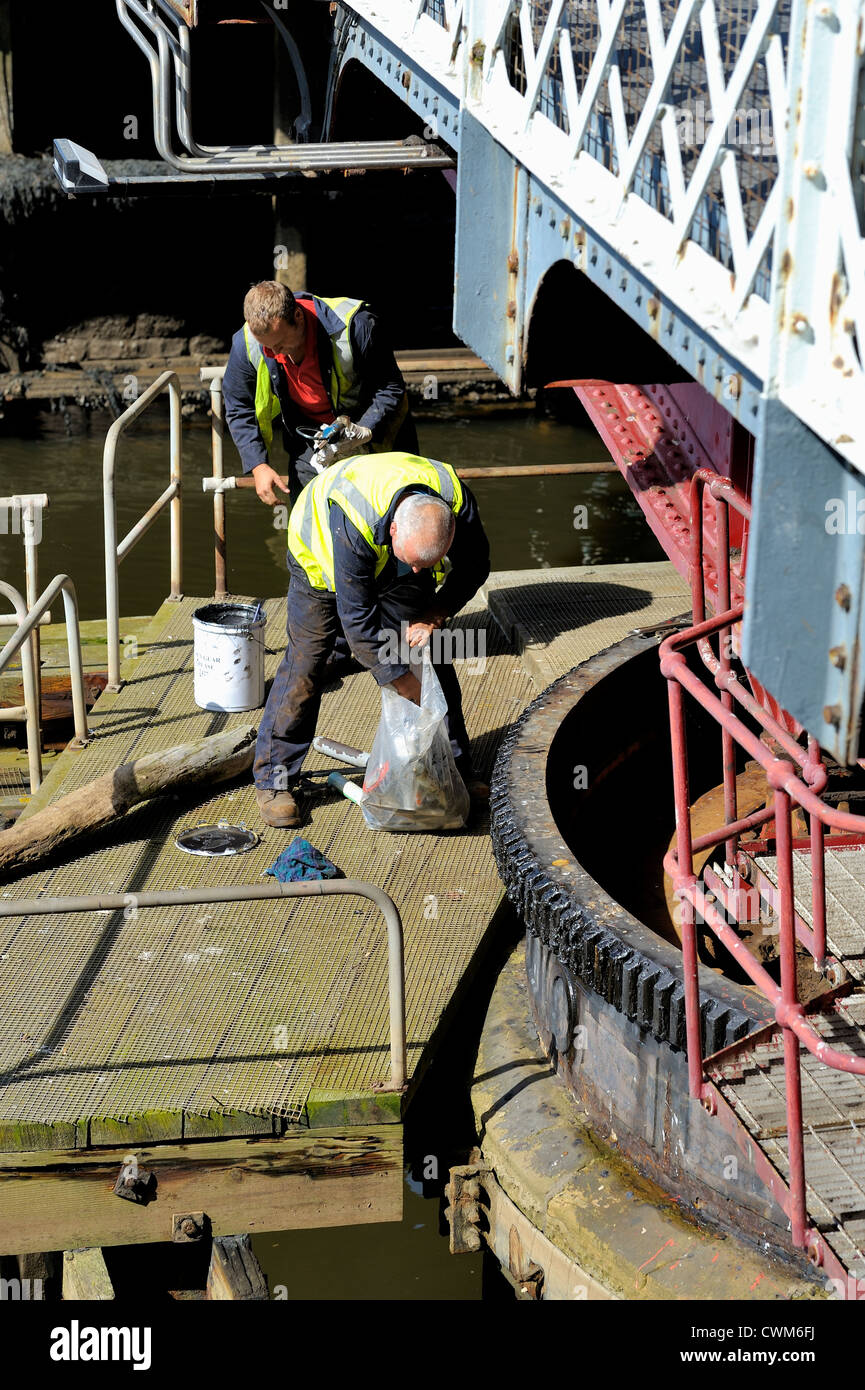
[[1, 491, 50, 738], [201, 367, 227, 601], [104, 370, 182, 690], [115, 0, 451, 173], [0, 575, 89, 793]]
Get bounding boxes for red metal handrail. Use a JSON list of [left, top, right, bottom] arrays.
[[661, 472, 865, 1259]]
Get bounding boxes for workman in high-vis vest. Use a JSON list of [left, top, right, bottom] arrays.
[[223, 281, 418, 502], [253, 452, 491, 828]]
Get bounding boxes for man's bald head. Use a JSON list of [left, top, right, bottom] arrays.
[[389, 493, 456, 572]]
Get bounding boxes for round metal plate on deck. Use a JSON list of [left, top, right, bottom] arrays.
[[174, 822, 259, 856]]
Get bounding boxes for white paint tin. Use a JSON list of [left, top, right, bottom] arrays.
[[192, 602, 266, 711]]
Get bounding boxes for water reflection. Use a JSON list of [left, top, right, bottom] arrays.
[[0, 408, 663, 620]]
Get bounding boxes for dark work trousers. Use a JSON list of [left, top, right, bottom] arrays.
[[253, 555, 473, 789]]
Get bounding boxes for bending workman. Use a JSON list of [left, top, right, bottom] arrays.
[[223, 281, 417, 503], [254, 451, 491, 827]]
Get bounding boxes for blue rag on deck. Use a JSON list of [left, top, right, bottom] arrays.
[[264, 838, 342, 882]]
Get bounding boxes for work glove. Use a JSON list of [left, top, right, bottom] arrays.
[[310, 419, 373, 470]]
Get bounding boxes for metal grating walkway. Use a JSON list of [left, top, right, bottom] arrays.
[[483, 561, 691, 687], [0, 563, 687, 1152], [0, 592, 534, 1146], [754, 848, 865, 983], [709, 993, 865, 1280]]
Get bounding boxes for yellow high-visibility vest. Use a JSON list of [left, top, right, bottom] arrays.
[[287, 452, 463, 592], [242, 295, 365, 453]]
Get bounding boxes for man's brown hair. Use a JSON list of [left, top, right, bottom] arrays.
[[243, 281, 297, 335]]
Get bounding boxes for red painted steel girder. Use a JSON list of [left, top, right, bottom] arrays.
[[549, 378, 746, 612]]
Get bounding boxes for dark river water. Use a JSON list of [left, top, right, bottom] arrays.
[[0, 405, 662, 621], [0, 404, 662, 1300]]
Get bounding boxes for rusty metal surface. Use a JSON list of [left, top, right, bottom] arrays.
[[755, 849, 865, 983], [568, 380, 746, 607], [168, 0, 195, 23]]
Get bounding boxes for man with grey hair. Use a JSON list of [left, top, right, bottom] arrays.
[[223, 281, 417, 502], [253, 451, 491, 827], [391, 493, 456, 567]]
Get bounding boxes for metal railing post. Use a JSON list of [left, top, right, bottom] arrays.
[[59, 578, 89, 747], [0, 580, 42, 792], [0, 573, 89, 793], [807, 737, 827, 970], [203, 368, 228, 599], [103, 371, 183, 690], [667, 675, 704, 1101], [104, 439, 121, 691], [775, 786, 808, 1249], [0, 493, 50, 771], [169, 375, 183, 601], [22, 497, 43, 755], [714, 498, 738, 868]]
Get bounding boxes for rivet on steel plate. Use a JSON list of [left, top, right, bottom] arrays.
[[829, 645, 847, 670], [835, 583, 852, 611]]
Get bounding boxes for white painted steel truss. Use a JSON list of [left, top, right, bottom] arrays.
[[340, 0, 865, 468]]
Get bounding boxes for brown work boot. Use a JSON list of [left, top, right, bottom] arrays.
[[455, 759, 490, 802], [255, 785, 301, 828], [464, 776, 490, 802]]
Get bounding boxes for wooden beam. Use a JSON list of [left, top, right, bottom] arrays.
[[0, 1127, 403, 1256], [207, 1234, 268, 1300], [0, 723, 257, 872], [62, 1248, 114, 1301], [17, 1250, 59, 1300]]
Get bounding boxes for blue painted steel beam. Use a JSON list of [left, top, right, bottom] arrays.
[[742, 399, 865, 765], [451, 111, 762, 426], [335, 11, 461, 150], [334, 19, 762, 427]]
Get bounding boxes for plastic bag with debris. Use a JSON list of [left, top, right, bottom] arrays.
[[360, 648, 470, 832]]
